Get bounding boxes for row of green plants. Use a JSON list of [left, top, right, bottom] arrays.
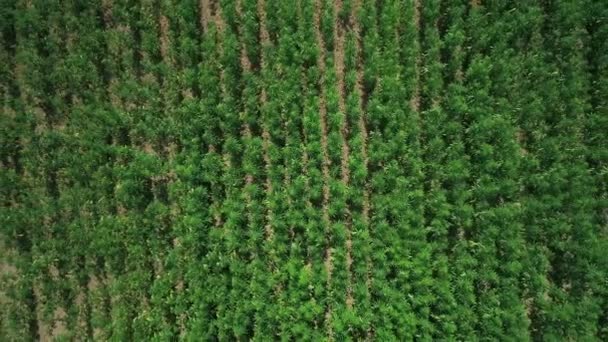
[[1, 0, 606, 340]]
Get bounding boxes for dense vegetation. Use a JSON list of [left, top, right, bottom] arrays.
[[1, 0, 606, 340]]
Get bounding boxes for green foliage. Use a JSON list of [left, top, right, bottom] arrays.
[[1, 0, 606, 340]]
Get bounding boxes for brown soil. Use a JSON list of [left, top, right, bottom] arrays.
[[101, 0, 112, 25], [516, 129, 529, 155], [158, 15, 172, 66], [313, 0, 334, 337], [48, 266, 67, 340], [410, 0, 421, 113], [211, 2, 224, 34], [34, 282, 66, 342], [238, 8, 252, 73], [198, 12, 219, 229], [207, 144, 223, 227], [237, 0, 253, 188], [332, 0, 355, 311], [352, 0, 369, 233], [74, 284, 88, 338], [87, 274, 107, 340], [257, 0, 274, 242], [0, 247, 18, 335], [51, 308, 67, 339], [212, 1, 229, 231], [313, 1, 331, 228], [235, 2, 261, 287], [351, 0, 374, 337], [352, 0, 374, 318], [199, 0, 211, 32]]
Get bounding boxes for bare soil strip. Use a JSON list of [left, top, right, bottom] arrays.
[[34, 286, 49, 341], [211, 2, 224, 34], [411, 0, 421, 113], [313, 1, 331, 233], [45, 13, 69, 341], [298, 0, 314, 262], [350, 1, 374, 338], [0, 247, 17, 329], [158, 15, 172, 66], [10, 3, 47, 339], [87, 275, 106, 340], [351, 0, 369, 229], [236, 0, 253, 188], [88, 2, 114, 340], [199, 0, 211, 33], [199, 0, 224, 229], [158, 10, 188, 336], [257, 0, 274, 242], [352, 0, 373, 324], [332, 0, 355, 310], [74, 272, 91, 339], [211, 0, 229, 230], [313, 0, 334, 337], [39, 266, 66, 341]]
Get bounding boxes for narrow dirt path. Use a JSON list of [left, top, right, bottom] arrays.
[[158, 15, 172, 66], [411, 0, 421, 113], [332, 0, 355, 310], [92, 2, 115, 339], [352, 0, 369, 240], [257, 0, 274, 242], [236, 0, 253, 188], [199, 0, 211, 33], [313, 0, 334, 337], [0, 247, 18, 334], [351, 2, 373, 335], [15, 3, 54, 340], [297, 0, 314, 265], [46, 8, 70, 340], [198, 0, 221, 228], [210, 0, 231, 228], [157, 8, 187, 337], [87, 275, 104, 340]]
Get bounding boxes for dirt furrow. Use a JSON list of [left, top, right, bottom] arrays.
[[212, 0, 228, 231], [351, 2, 373, 330], [352, 0, 369, 244], [410, 0, 421, 113], [158, 15, 172, 66], [199, 0, 210, 32], [257, 0, 274, 241], [237, 0, 254, 188], [198, 0, 225, 228], [157, 9, 187, 337], [9, 3, 46, 339], [313, 0, 334, 337], [332, 0, 355, 310]]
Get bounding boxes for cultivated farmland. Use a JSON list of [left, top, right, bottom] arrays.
[[1, 0, 607, 340]]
